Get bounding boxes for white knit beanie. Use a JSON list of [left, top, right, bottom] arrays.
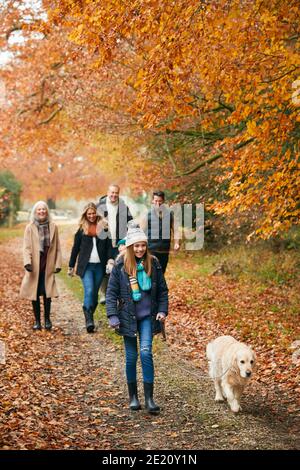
[[125, 221, 148, 247]]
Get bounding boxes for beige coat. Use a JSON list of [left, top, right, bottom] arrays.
[[20, 222, 62, 300]]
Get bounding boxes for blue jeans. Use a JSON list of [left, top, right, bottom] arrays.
[[123, 316, 154, 383], [82, 263, 105, 310]]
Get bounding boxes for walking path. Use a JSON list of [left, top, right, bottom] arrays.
[[0, 235, 298, 450]]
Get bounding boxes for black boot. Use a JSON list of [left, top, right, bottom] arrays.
[[32, 299, 41, 330], [127, 382, 141, 411], [83, 306, 95, 333], [44, 297, 52, 330], [143, 382, 160, 414]]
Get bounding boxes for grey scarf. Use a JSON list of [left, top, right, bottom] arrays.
[[34, 218, 50, 253]]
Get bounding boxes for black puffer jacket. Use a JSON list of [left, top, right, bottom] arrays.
[[106, 257, 168, 337], [69, 228, 113, 278]]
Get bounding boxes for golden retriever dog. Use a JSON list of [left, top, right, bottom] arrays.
[[206, 335, 256, 413]]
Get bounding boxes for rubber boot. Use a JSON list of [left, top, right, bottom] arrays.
[[32, 299, 41, 330], [143, 382, 160, 414], [44, 297, 52, 330], [127, 382, 141, 411], [83, 306, 95, 333], [99, 275, 108, 304]]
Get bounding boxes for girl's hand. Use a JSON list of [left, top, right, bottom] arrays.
[[106, 259, 115, 274], [108, 315, 120, 329], [156, 313, 166, 322]]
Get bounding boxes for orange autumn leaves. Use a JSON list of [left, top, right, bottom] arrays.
[[1, 0, 299, 236], [46, 0, 300, 237]]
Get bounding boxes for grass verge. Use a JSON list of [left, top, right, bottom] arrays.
[[171, 243, 300, 286], [59, 266, 122, 347], [0, 225, 25, 244]]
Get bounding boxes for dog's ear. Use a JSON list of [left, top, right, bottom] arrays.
[[231, 354, 239, 374]]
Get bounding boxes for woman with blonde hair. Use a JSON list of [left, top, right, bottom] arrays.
[[106, 221, 168, 413], [20, 201, 62, 330], [68, 202, 113, 333]]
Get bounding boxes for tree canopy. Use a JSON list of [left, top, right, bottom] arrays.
[[0, 0, 299, 237]]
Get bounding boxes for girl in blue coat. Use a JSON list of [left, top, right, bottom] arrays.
[[106, 221, 168, 413]]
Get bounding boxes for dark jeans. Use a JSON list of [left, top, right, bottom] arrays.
[[123, 316, 154, 383], [82, 262, 105, 309], [151, 252, 169, 274]]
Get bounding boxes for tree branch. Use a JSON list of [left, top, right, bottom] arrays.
[[6, 24, 23, 40], [218, 95, 234, 113], [37, 104, 63, 125], [164, 141, 177, 171], [262, 66, 300, 83], [175, 138, 255, 177]]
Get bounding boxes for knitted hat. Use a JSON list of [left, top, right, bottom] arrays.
[[126, 221, 148, 247], [117, 238, 126, 247]]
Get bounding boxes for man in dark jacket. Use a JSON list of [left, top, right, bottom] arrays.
[[96, 184, 133, 303], [142, 190, 180, 274]]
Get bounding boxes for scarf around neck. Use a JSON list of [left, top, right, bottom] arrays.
[[86, 223, 97, 237], [34, 218, 50, 253], [136, 260, 152, 291]]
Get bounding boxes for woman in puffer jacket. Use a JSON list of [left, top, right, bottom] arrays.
[[106, 221, 168, 414]]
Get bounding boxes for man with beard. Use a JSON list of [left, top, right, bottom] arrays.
[[142, 190, 180, 274]]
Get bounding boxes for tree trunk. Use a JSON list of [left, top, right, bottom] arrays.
[[8, 200, 14, 228]]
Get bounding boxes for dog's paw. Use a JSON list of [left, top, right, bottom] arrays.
[[230, 404, 241, 413], [229, 400, 241, 413], [215, 396, 225, 403], [214, 390, 225, 402]]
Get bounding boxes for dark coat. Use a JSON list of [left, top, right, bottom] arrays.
[[106, 257, 168, 337], [69, 228, 113, 278], [146, 206, 174, 253], [96, 196, 133, 244]]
